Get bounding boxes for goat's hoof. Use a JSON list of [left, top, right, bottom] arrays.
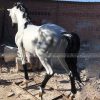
[[67, 92, 75, 100], [70, 95, 75, 100], [20, 79, 29, 87], [20, 78, 33, 87], [39, 91, 43, 97], [39, 86, 44, 97]]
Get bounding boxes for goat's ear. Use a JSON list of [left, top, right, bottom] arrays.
[[7, 9, 11, 12]]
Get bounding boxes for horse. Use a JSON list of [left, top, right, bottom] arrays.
[[7, 2, 83, 99]]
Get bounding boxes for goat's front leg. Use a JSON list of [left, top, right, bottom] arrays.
[[15, 33, 29, 86], [17, 43, 29, 87]]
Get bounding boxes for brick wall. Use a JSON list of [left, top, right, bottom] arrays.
[[0, 0, 100, 48], [0, 1, 100, 76], [0, 1, 100, 46], [23, 1, 100, 42]]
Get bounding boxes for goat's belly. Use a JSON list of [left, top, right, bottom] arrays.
[[23, 38, 36, 56]]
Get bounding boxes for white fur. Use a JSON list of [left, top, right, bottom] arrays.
[[7, 6, 69, 75]]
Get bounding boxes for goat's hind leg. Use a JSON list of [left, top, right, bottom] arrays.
[[58, 57, 76, 99], [71, 58, 84, 89], [17, 46, 29, 87], [37, 55, 54, 97]]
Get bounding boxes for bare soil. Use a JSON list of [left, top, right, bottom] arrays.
[[0, 67, 100, 100]]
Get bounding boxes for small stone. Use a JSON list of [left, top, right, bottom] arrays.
[[96, 80, 100, 84], [85, 97, 91, 100], [7, 91, 15, 97], [94, 96, 100, 100], [0, 97, 3, 99]]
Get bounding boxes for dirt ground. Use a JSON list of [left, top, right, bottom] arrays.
[[0, 67, 100, 100]]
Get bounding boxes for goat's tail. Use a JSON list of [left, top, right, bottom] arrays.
[[63, 32, 80, 53]]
